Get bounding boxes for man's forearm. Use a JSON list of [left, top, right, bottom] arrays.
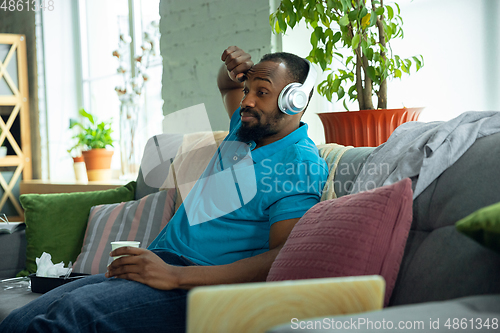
[[175, 245, 283, 289], [217, 64, 243, 93]]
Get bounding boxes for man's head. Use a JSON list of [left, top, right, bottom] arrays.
[[236, 52, 313, 146]]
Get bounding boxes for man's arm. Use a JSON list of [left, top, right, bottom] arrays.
[[105, 217, 300, 290], [218, 46, 254, 119]]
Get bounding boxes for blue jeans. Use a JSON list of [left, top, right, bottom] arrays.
[[0, 251, 195, 333]]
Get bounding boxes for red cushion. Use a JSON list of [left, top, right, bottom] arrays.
[[267, 178, 413, 306]]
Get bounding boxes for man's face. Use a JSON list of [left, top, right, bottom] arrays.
[[236, 61, 294, 144]]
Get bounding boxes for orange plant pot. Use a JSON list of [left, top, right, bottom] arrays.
[[72, 155, 84, 163], [318, 107, 424, 147], [82, 149, 114, 171], [82, 149, 114, 181]]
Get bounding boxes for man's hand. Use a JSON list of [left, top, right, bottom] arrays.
[[105, 247, 182, 290], [221, 46, 253, 82], [218, 46, 254, 117]]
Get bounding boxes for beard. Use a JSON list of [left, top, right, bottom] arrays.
[[236, 107, 286, 143]]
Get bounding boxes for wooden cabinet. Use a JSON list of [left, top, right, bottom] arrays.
[[0, 34, 32, 221]]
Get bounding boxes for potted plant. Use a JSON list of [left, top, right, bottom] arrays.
[[270, 0, 424, 146], [69, 108, 115, 181]]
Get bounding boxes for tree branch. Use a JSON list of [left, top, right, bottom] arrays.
[[373, 0, 387, 109]]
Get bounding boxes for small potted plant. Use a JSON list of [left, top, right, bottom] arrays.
[[270, 0, 424, 146], [70, 108, 115, 181]]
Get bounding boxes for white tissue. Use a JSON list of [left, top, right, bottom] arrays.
[[35, 252, 71, 277]]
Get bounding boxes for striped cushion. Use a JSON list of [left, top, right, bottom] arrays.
[[73, 189, 176, 274]]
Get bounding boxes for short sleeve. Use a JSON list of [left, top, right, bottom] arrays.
[[267, 160, 328, 225]]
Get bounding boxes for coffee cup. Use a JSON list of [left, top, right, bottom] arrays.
[[110, 241, 140, 260]]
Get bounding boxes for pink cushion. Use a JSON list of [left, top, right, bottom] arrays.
[[267, 178, 413, 306]]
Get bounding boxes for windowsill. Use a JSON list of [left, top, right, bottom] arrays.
[[20, 179, 127, 195]]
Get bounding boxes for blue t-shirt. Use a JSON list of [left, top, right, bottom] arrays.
[[148, 108, 328, 265]]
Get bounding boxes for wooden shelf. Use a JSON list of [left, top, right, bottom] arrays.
[[0, 33, 31, 220], [0, 156, 26, 167]]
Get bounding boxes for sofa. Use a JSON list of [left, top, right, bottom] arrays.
[[1, 131, 500, 331]]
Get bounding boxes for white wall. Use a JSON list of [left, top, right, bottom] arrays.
[[159, 0, 273, 133], [281, 0, 500, 144]]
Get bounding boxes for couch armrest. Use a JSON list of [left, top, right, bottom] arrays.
[[0, 227, 27, 278], [186, 275, 385, 333]]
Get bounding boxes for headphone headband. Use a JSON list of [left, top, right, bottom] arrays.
[[278, 59, 317, 115]]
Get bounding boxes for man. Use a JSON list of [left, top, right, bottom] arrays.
[[0, 46, 328, 333]]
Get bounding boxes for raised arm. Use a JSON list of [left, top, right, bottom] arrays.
[[217, 46, 254, 119]]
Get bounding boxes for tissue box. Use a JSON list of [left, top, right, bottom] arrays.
[[29, 273, 89, 294]]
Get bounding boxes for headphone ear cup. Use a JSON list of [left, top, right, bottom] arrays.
[[279, 83, 303, 115]]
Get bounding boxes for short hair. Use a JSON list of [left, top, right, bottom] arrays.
[[259, 52, 314, 113], [259, 52, 309, 84]]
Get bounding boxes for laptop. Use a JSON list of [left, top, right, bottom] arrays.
[[187, 275, 385, 333]]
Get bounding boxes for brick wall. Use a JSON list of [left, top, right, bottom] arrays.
[[160, 0, 273, 131]]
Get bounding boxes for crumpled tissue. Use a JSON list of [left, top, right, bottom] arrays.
[[35, 252, 71, 277]]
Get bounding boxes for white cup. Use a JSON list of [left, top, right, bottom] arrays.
[[111, 241, 140, 260]]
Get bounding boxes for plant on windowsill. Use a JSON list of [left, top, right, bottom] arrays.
[[69, 108, 115, 181], [270, 0, 425, 147]]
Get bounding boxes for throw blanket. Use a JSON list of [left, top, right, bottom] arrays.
[[350, 111, 500, 199], [317, 143, 353, 201]]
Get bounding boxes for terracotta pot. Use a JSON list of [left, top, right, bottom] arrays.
[[318, 107, 424, 147], [82, 149, 114, 181], [72, 155, 84, 163]]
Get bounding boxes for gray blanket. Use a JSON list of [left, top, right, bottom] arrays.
[[350, 111, 500, 199]]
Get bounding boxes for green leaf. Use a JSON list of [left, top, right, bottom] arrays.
[[282, 0, 293, 13], [332, 78, 341, 92], [277, 13, 287, 33], [370, 10, 378, 26], [366, 66, 377, 81], [332, 31, 342, 43], [386, 5, 394, 20], [314, 26, 324, 43], [395, 2, 401, 15], [365, 47, 374, 61], [339, 15, 349, 26], [359, 7, 368, 20], [394, 69, 402, 78], [310, 32, 318, 47], [333, 52, 344, 59], [351, 33, 360, 49], [375, 6, 384, 16], [79, 108, 94, 125], [348, 85, 357, 98], [337, 86, 345, 100], [348, 9, 358, 21], [288, 12, 297, 28], [343, 99, 350, 111]]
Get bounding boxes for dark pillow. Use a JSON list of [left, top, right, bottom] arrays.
[[267, 178, 413, 306]]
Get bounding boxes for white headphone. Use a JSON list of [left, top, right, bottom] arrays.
[[278, 59, 317, 115]]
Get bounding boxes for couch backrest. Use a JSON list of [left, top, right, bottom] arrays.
[[389, 132, 500, 306]]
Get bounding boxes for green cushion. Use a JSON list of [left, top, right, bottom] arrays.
[[455, 201, 500, 253], [17, 182, 136, 276]]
